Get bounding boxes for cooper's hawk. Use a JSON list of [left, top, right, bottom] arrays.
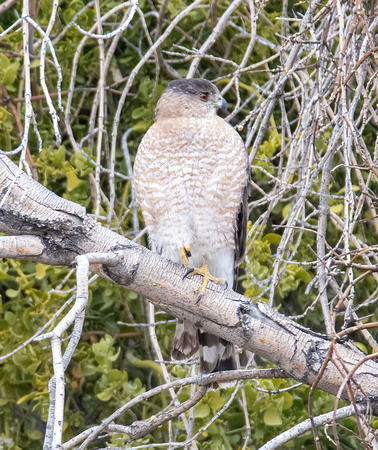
[[133, 78, 249, 379]]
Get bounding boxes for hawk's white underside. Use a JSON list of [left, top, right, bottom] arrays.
[[134, 115, 248, 287]]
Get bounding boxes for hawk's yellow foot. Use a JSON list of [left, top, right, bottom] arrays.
[[183, 263, 226, 303], [179, 244, 191, 265]]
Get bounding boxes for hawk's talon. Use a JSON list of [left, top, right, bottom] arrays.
[[184, 263, 226, 299], [183, 268, 194, 280], [196, 294, 203, 304], [224, 280, 228, 290], [179, 245, 192, 265]]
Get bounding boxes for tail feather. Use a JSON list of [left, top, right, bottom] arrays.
[[214, 338, 236, 372], [198, 330, 220, 373], [198, 331, 236, 373], [171, 320, 199, 361], [171, 322, 236, 387]]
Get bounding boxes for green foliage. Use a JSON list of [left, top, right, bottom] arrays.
[[132, 78, 165, 132], [242, 221, 313, 303], [0, 0, 376, 448]]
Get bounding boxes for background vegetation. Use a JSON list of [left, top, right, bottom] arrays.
[[0, 0, 377, 448]]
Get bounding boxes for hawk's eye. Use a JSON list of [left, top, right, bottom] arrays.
[[200, 92, 209, 101]]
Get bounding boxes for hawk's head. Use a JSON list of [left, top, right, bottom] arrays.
[[155, 78, 228, 121]]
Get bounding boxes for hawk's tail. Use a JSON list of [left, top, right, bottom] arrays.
[[198, 330, 236, 388], [171, 320, 199, 361], [171, 320, 236, 388]]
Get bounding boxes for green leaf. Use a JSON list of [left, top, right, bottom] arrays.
[[210, 437, 222, 448], [0, 270, 8, 280], [296, 268, 312, 283], [0, 53, 10, 70], [79, 362, 97, 376], [330, 204, 343, 214], [132, 119, 154, 132], [66, 168, 80, 191], [208, 392, 225, 412], [27, 360, 42, 374], [35, 263, 46, 280], [54, 145, 66, 168], [263, 233, 282, 244], [5, 311, 16, 323], [2, 64, 18, 85], [244, 383, 257, 406], [263, 407, 282, 426], [17, 392, 36, 405], [106, 369, 126, 383], [132, 106, 148, 119], [6, 289, 20, 298], [132, 377, 143, 392], [229, 434, 240, 445], [30, 59, 40, 68], [282, 203, 291, 219], [282, 392, 293, 410], [195, 403, 210, 418], [97, 387, 114, 402], [107, 346, 120, 362], [27, 429, 42, 440]]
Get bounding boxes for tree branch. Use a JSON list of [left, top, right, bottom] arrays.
[[0, 0, 19, 15], [1, 154, 378, 414], [260, 404, 367, 450]]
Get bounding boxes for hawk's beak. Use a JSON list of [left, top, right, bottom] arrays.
[[215, 95, 228, 112]]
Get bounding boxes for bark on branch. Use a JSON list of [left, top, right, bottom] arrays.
[[1, 154, 378, 414]]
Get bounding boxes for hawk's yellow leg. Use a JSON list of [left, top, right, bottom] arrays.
[[179, 244, 191, 265], [184, 263, 226, 303]]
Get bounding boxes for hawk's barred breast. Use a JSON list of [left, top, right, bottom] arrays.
[[134, 115, 247, 264]]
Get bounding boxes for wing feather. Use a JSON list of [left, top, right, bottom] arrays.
[[234, 151, 250, 288]]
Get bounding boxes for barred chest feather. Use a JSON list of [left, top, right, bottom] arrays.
[[134, 116, 248, 264]]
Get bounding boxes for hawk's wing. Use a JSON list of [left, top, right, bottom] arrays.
[[234, 151, 250, 288]]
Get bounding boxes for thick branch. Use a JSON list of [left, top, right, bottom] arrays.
[[0, 0, 18, 15], [1, 154, 378, 413]]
